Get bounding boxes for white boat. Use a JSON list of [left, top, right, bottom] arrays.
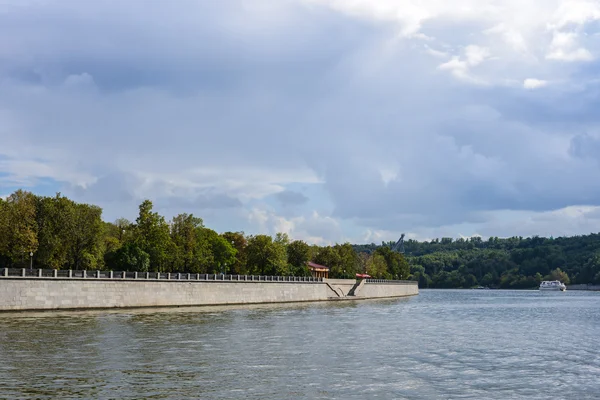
[[539, 280, 566, 291]]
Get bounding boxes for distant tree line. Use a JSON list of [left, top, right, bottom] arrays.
[[4, 189, 597, 288], [355, 234, 600, 288], [0, 190, 409, 280]]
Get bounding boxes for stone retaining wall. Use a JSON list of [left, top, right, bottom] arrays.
[[0, 270, 418, 311], [361, 280, 419, 298]]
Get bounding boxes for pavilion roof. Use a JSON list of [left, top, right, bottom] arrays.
[[307, 261, 329, 270]]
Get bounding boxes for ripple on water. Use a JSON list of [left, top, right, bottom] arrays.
[[0, 290, 599, 399]]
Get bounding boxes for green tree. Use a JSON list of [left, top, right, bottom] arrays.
[[546, 268, 570, 284], [67, 203, 104, 270], [334, 243, 360, 278], [366, 253, 387, 278], [36, 194, 75, 269], [287, 240, 311, 276], [374, 246, 410, 279], [110, 242, 150, 272], [0, 197, 8, 267], [246, 234, 288, 276], [274, 232, 290, 246], [314, 246, 341, 277], [222, 231, 248, 274], [170, 213, 204, 271], [133, 200, 173, 272], [0, 190, 38, 266], [409, 264, 431, 288], [202, 228, 236, 274]]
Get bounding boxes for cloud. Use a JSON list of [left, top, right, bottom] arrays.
[[275, 190, 309, 206], [248, 208, 342, 245], [546, 32, 594, 62], [523, 78, 548, 89], [438, 45, 490, 83], [358, 205, 600, 243], [1, 0, 600, 244]]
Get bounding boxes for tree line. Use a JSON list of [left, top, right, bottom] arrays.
[[0, 190, 409, 279], [4, 189, 598, 288], [356, 234, 600, 288]]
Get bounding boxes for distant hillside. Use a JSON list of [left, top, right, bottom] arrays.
[[353, 234, 600, 288]]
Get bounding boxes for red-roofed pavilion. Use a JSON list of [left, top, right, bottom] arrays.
[[307, 261, 330, 278]]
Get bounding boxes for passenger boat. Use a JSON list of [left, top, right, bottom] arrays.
[[539, 280, 566, 291]]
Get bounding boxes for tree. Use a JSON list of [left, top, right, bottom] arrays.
[[409, 264, 431, 288], [546, 268, 570, 285], [110, 242, 150, 272], [358, 252, 370, 274], [0, 197, 8, 267], [334, 243, 360, 278], [274, 232, 290, 246], [202, 228, 236, 274], [374, 246, 410, 279], [0, 190, 38, 266], [222, 231, 248, 275], [67, 203, 104, 270], [133, 200, 173, 272], [314, 246, 341, 277], [287, 240, 310, 276], [170, 213, 204, 271], [246, 235, 288, 276], [366, 253, 387, 278], [36, 194, 76, 269]]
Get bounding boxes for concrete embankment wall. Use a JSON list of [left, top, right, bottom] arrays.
[[323, 278, 357, 297], [361, 279, 419, 298], [0, 270, 418, 311], [0, 279, 329, 311]]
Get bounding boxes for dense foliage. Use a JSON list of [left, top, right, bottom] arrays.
[[2, 190, 599, 288], [0, 190, 407, 279], [355, 235, 600, 288]]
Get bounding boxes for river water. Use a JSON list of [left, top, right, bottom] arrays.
[[0, 289, 598, 399]]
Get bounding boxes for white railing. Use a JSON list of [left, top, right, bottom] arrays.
[[365, 279, 417, 285], [0, 268, 323, 283]]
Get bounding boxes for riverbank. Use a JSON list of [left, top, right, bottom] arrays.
[[0, 269, 418, 311], [567, 284, 600, 291]]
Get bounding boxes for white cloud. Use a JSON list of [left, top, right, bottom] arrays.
[[523, 78, 548, 89], [547, 47, 594, 62], [546, 31, 594, 61], [484, 23, 528, 53], [248, 208, 341, 245], [308, 0, 600, 83], [1, 0, 600, 245], [358, 205, 600, 243], [548, 0, 600, 29], [423, 44, 449, 58], [438, 45, 490, 83], [303, 0, 434, 37]]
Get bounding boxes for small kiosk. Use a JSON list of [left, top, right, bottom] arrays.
[[307, 261, 330, 279]]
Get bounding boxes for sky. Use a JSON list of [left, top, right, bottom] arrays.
[[1, 0, 600, 245]]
